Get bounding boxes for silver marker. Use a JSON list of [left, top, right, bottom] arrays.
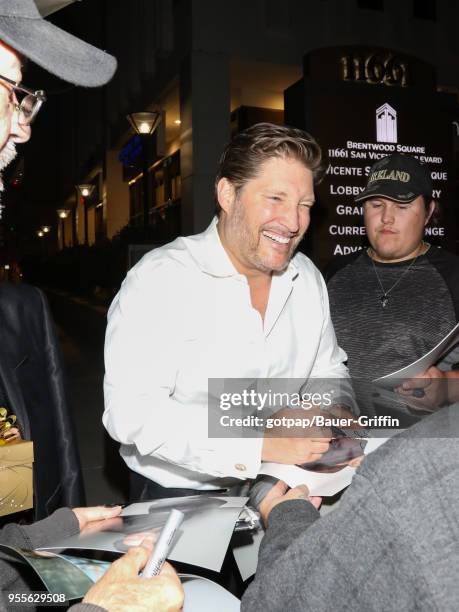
[[142, 508, 184, 577]]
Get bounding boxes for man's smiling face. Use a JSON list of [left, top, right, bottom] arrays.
[[217, 155, 315, 276]]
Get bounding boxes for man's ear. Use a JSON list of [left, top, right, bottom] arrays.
[[216, 178, 237, 214], [425, 199, 436, 226]]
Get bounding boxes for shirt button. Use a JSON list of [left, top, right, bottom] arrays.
[[235, 463, 247, 472]]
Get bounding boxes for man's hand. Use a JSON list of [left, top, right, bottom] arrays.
[[72, 505, 123, 535], [0, 426, 21, 443], [326, 404, 356, 421], [259, 480, 321, 527], [83, 541, 184, 612], [262, 408, 331, 464], [262, 436, 331, 464], [395, 366, 449, 410]]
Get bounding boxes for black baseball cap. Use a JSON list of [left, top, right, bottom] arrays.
[[355, 153, 433, 204]]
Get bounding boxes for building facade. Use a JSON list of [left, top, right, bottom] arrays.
[[48, 0, 459, 261]]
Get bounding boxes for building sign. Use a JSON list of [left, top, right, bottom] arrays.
[[119, 135, 143, 167], [341, 51, 408, 87], [285, 46, 457, 270]]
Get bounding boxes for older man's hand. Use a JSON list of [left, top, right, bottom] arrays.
[[83, 540, 184, 612], [72, 505, 123, 535]]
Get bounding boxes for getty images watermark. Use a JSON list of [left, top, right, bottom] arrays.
[[208, 379, 404, 439]]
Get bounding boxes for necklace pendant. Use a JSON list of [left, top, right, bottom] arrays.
[[381, 294, 388, 308]]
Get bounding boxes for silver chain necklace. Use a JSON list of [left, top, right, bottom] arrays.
[[369, 242, 429, 308]]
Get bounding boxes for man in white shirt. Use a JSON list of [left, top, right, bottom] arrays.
[[103, 122, 350, 499]]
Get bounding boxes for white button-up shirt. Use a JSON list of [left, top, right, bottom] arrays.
[[103, 218, 348, 488]]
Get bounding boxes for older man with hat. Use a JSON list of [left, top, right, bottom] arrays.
[[0, 3, 185, 611], [326, 153, 459, 413], [0, 0, 117, 523]]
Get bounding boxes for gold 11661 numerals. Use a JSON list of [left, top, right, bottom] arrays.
[[341, 53, 408, 87]]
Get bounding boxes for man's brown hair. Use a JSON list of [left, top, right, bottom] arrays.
[[215, 122, 326, 213]]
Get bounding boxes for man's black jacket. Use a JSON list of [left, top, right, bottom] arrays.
[[0, 282, 84, 519]]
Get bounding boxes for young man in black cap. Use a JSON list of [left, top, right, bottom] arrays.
[[326, 153, 459, 413]]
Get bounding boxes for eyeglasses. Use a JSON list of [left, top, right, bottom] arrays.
[[0, 74, 46, 126]]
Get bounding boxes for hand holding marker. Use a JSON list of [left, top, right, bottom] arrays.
[[142, 509, 185, 577]]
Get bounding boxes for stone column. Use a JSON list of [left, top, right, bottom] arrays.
[[179, 50, 230, 235]]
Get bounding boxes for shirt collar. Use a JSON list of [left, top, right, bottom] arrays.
[[185, 217, 299, 281], [184, 217, 238, 277]]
